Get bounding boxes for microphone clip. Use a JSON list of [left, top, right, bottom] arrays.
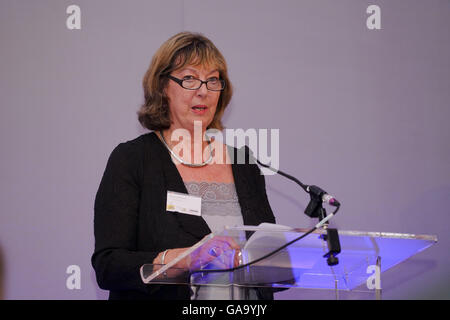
[[304, 185, 327, 219]]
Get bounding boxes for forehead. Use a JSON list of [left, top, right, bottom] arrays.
[[172, 51, 222, 73], [176, 65, 219, 75]]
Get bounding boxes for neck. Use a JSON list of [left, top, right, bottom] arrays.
[[160, 127, 211, 166]]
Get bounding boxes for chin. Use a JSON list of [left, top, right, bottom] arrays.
[[188, 118, 212, 129]]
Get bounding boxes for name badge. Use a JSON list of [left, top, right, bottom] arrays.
[[166, 191, 202, 216]]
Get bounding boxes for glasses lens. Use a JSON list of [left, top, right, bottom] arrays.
[[182, 79, 202, 89], [207, 79, 225, 91], [180, 78, 225, 91]]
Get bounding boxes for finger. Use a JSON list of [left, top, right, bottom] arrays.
[[200, 254, 228, 270], [213, 236, 240, 250]]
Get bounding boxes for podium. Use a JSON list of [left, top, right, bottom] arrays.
[[140, 224, 437, 300]]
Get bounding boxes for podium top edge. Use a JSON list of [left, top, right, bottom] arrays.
[[223, 225, 438, 242]]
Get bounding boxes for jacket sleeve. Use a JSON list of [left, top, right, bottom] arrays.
[[91, 142, 158, 293], [254, 163, 276, 224]]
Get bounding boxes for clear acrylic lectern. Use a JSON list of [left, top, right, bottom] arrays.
[[140, 224, 437, 300]]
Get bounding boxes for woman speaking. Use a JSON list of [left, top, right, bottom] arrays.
[[92, 32, 276, 300]]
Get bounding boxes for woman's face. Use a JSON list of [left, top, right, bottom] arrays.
[[165, 64, 221, 133]]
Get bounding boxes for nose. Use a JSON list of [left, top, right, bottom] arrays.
[[196, 81, 209, 96]]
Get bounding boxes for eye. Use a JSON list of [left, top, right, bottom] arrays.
[[182, 75, 195, 80], [207, 77, 219, 82]]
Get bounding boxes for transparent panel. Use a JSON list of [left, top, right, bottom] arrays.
[[140, 224, 437, 293]]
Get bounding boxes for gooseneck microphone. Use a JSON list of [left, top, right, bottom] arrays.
[[243, 147, 341, 211], [189, 147, 343, 275], [245, 147, 342, 266], [306, 185, 340, 207]]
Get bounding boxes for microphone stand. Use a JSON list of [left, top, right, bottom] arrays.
[[189, 149, 343, 279], [304, 186, 341, 266]]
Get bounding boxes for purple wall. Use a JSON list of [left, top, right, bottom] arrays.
[[1, 0, 449, 299]]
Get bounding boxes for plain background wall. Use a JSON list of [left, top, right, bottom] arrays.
[[0, 0, 449, 299]]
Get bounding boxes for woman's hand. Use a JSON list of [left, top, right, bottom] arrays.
[[155, 235, 242, 271], [187, 236, 242, 270]]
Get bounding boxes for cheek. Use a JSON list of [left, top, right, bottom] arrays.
[[168, 89, 194, 109], [210, 93, 221, 107]]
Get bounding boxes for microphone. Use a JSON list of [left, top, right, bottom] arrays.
[[306, 185, 340, 207], [235, 146, 342, 267]]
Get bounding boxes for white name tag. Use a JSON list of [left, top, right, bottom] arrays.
[[166, 191, 202, 216]]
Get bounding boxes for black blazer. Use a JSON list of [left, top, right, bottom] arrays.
[[92, 132, 276, 300]]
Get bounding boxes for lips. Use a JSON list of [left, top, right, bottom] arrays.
[[192, 105, 207, 110], [191, 105, 208, 115]]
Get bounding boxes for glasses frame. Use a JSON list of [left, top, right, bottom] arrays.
[[166, 74, 226, 92]]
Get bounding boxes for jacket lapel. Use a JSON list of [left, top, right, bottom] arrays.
[[152, 133, 212, 240], [153, 133, 261, 240], [230, 146, 260, 226]]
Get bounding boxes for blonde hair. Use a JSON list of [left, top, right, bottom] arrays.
[[138, 32, 233, 131]]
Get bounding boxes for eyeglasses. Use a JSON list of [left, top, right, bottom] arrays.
[[166, 74, 226, 91]]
